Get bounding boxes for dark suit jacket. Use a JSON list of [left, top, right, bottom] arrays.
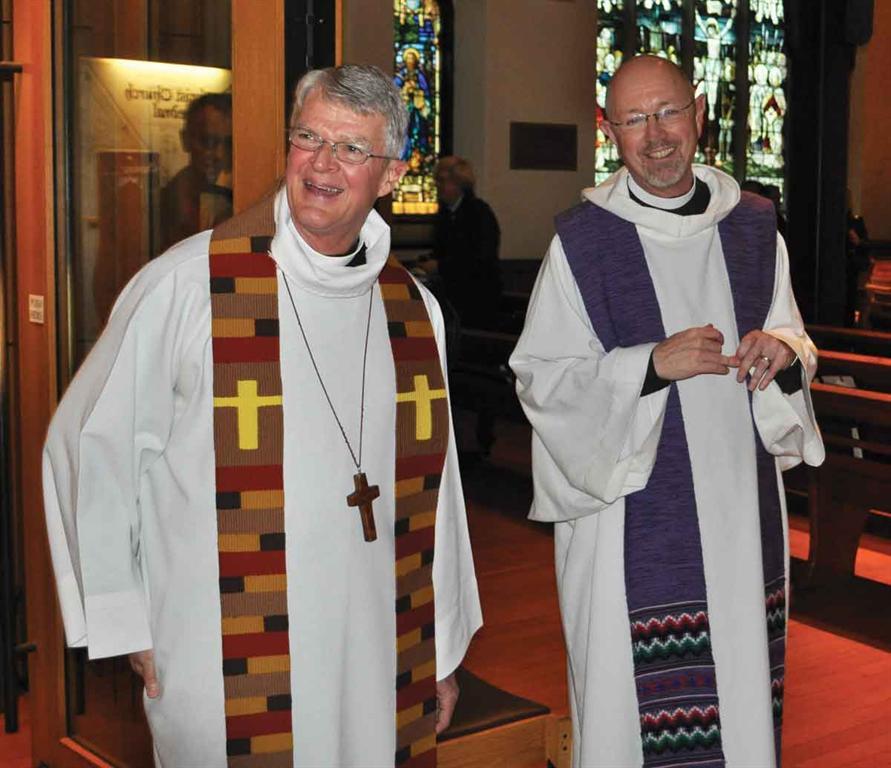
[[432, 192, 501, 327]]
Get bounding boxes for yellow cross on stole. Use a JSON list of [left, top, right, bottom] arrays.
[[396, 374, 446, 441], [213, 380, 282, 450]]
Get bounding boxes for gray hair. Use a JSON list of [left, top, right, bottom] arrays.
[[289, 64, 409, 158], [436, 156, 476, 192]]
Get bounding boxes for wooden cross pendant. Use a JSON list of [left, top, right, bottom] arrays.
[[347, 472, 380, 542]]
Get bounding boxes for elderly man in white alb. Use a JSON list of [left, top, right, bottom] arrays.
[[44, 64, 481, 768], [511, 55, 824, 767]]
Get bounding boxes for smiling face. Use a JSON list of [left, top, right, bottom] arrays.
[[183, 105, 232, 185], [602, 56, 705, 198], [285, 92, 406, 255]]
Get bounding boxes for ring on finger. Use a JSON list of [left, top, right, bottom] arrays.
[[760, 355, 771, 365]]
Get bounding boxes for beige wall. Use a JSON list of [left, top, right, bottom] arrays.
[[341, 0, 392, 71], [849, 0, 891, 239], [457, 0, 597, 261], [342, 0, 598, 260]]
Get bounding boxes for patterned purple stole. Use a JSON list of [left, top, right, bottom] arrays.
[[556, 190, 784, 767]]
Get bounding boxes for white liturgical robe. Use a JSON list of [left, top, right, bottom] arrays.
[[43, 189, 482, 768], [510, 167, 824, 768]]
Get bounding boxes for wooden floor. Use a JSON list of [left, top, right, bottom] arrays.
[[3, 418, 891, 767]]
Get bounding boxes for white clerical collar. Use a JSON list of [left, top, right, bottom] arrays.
[[627, 174, 696, 211], [270, 187, 391, 298], [448, 194, 465, 214]]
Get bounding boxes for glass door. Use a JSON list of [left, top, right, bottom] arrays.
[[59, 4, 232, 764], [36, 2, 289, 765]]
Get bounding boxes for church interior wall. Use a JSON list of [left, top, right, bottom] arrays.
[[340, 0, 392, 73], [848, 0, 891, 240]]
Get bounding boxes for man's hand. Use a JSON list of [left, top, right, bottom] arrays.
[[129, 648, 161, 699], [652, 325, 736, 382], [435, 672, 460, 734], [734, 330, 796, 391]]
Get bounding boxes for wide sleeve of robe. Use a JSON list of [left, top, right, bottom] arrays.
[[416, 280, 483, 679], [42, 235, 211, 660], [754, 235, 825, 470], [509, 236, 670, 523]]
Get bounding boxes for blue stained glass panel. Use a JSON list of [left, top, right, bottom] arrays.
[[393, 0, 441, 215]]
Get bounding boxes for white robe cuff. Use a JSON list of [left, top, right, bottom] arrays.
[[84, 589, 153, 660], [58, 572, 88, 648], [753, 373, 825, 471], [579, 343, 669, 503]]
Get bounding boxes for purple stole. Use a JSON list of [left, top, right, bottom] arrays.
[[556, 190, 785, 767]]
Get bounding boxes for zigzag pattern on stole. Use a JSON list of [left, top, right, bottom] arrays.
[[209, 195, 293, 768], [379, 257, 448, 768]]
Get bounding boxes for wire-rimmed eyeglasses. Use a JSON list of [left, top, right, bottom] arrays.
[[288, 127, 401, 165], [606, 98, 696, 132]]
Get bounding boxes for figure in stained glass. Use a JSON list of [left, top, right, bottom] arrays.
[[595, 1, 625, 185], [753, 0, 783, 24], [393, 0, 441, 215], [395, 48, 433, 168], [636, 0, 683, 63], [747, 7, 786, 196], [595, 0, 787, 198], [695, 12, 735, 121]]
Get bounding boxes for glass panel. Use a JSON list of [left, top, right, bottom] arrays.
[[636, 0, 683, 63], [393, 0, 441, 215], [62, 2, 231, 764], [746, 0, 786, 201], [693, 0, 738, 173], [595, 0, 625, 186], [66, 0, 232, 370]]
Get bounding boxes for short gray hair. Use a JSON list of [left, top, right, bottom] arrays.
[[436, 156, 476, 192], [289, 64, 409, 158]]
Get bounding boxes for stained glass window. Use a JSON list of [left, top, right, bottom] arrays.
[[595, 0, 625, 186], [596, 1, 787, 199], [747, 0, 786, 197], [393, 0, 441, 215], [693, 0, 738, 173], [637, 0, 683, 63]]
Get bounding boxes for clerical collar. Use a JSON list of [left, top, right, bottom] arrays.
[[310, 239, 366, 267], [627, 175, 711, 216], [448, 194, 465, 214], [342, 242, 367, 267]]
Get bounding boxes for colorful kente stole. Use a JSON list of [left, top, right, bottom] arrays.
[[557, 190, 785, 768], [209, 196, 447, 768]]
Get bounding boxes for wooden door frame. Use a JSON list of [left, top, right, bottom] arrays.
[[26, 1, 315, 765]]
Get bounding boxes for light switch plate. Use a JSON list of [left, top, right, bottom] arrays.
[[29, 294, 45, 324]]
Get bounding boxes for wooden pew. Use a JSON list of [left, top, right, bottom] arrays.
[[800, 379, 891, 585], [439, 668, 570, 768], [448, 329, 524, 451], [806, 324, 891, 358], [816, 349, 891, 391]]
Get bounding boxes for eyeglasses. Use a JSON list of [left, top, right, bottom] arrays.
[[288, 127, 400, 165], [606, 98, 696, 132]]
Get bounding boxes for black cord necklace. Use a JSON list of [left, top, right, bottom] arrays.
[[280, 270, 380, 542]]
